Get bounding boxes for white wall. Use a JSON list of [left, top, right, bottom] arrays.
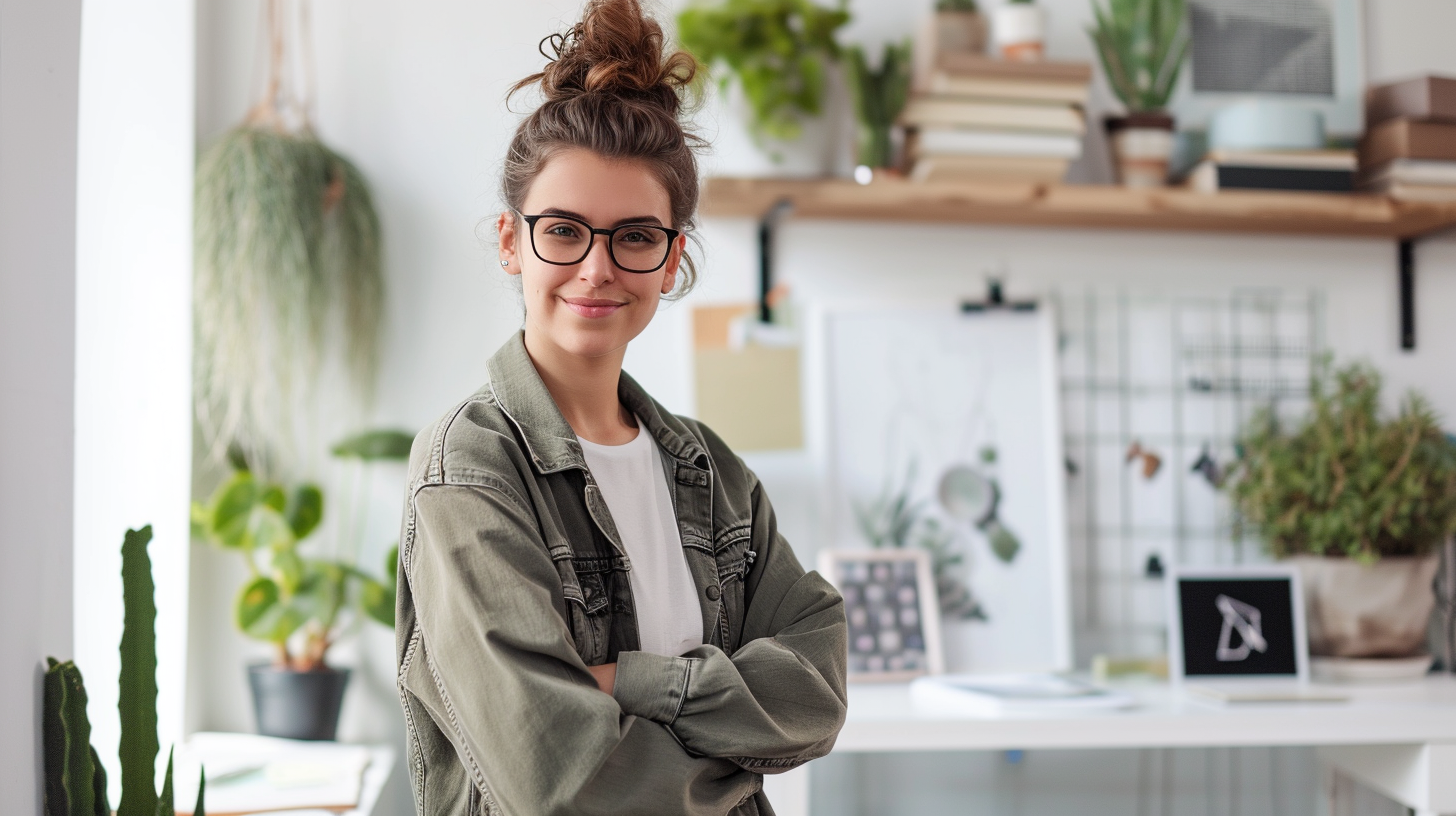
[[0, 1, 82, 811], [190, 2, 1456, 815], [73, 0, 197, 802]]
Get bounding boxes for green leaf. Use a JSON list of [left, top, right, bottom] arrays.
[[272, 549, 306, 593], [193, 766, 205, 816], [235, 576, 282, 638], [287, 484, 324, 540], [331, 429, 416, 461], [154, 747, 174, 816], [209, 472, 261, 548], [359, 576, 396, 628]]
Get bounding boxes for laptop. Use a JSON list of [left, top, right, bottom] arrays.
[[1167, 566, 1347, 704]]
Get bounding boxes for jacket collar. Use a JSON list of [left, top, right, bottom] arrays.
[[486, 331, 709, 474]]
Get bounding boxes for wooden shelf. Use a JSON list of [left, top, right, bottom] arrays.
[[701, 176, 1456, 241]]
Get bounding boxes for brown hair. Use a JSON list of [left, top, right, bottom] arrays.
[[503, 0, 703, 297]]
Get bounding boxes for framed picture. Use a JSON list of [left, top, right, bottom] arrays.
[[1173, 0, 1365, 136], [813, 303, 1072, 674], [820, 549, 945, 682], [1167, 566, 1310, 684]]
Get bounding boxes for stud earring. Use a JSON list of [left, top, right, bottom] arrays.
[[500, 259, 509, 267]]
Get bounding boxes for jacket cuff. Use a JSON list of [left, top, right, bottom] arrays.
[[612, 651, 692, 724]]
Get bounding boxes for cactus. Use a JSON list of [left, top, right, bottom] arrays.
[[119, 526, 160, 816], [42, 658, 108, 816], [44, 526, 204, 816]]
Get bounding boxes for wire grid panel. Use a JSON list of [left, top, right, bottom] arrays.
[[1054, 288, 1325, 661]]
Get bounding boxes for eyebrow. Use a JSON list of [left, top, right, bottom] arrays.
[[537, 207, 665, 228]]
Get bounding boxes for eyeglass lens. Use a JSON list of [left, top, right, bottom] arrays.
[[530, 216, 671, 272]]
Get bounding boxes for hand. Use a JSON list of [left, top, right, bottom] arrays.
[[587, 662, 617, 695]]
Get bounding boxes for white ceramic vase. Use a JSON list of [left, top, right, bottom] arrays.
[[1289, 553, 1441, 658], [991, 4, 1045, 62]]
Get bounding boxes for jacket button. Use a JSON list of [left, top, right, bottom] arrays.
[[705, 585, 721, 601]]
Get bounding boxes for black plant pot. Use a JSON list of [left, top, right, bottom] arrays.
[[248, 663, 351, 741]]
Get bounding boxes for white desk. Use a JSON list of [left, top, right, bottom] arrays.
[[762, 677, 1456, 816]]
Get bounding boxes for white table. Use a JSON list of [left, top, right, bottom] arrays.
[[762, 677, 1456, 816]]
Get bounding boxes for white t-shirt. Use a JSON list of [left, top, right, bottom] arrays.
[[578, 424, 705, 658]]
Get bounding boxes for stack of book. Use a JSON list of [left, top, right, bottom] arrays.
[[901, 49, 1092, 184], [1358, 76, 1456, 201], [1187, 148, 1357, 193]]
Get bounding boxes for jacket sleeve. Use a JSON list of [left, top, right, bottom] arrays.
[[611, 472, 849, 774], [401, 482, 760, 816]]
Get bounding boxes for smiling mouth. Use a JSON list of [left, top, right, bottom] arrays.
[[562, 297, 626, 319]]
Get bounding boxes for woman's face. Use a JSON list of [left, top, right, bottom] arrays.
[[498, 148, 683, 363]]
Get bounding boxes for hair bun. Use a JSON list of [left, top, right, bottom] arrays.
[[525, 0, 697, 115]]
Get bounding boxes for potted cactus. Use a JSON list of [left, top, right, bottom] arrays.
[[190, 430, 409, 740], [1088, 0, 1189, 187], [44, 527, 204, 816], [1225, 361, 1456, 665], [845, 40, 913, 177]]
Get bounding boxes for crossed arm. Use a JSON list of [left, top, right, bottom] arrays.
[[403, 480, 847, 815]]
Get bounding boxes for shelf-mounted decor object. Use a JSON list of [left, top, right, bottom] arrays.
[[992, 0, 1046, 62], [845, 40, 913, 180], [194, 0, 384, 477], [1088, 0, 1189, 187]]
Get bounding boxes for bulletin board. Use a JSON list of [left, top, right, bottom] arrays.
[[821, 304, 1072, 673]]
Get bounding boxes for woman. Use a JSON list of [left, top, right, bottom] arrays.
[[394, 2, 848, 814]]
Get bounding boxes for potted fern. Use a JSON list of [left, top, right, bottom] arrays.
[[1087, 0, 1189, 187], [190, 430, 410, 740], [677, 0, 851, 172], [1226, 361, 1456, 666]]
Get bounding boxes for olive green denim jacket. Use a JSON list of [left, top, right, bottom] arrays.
[[395, 332, 848, 816]]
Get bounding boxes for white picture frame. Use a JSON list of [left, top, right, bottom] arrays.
[[1167, 565, 1311, 685], [813, 301, 1072, 674], [820, 548, 945, 682]]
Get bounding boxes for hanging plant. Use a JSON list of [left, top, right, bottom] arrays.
[[194, 0, 383, 476]]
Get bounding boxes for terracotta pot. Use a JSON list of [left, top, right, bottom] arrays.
[[932, 11, 988, 54], [1105, 113, 1175, 188], [991, 4, 1045, 62], [1288, 554, 1441, 658]]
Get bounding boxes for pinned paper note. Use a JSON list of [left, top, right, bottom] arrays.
[[692, 304, 803, 452]]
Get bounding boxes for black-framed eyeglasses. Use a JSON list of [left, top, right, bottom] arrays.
[[515, 211, 680, 274]]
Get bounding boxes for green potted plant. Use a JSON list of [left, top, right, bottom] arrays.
[[930, 0, 989, 56], [190, 430, 411, 740], [677, 0, 851, 170], [1226, 361, 1456, 663], [1087, 0, 1189, 187], [845, 40, 913, 178], [993, 0, 1047, 62]]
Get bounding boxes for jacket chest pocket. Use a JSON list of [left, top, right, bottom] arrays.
[[561, 553, 628, 665], [712, 524, 755, 654]]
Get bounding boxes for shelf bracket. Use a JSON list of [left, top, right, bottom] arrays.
[[758, 198, 794, 324], [1399, 239, 1415, 351]]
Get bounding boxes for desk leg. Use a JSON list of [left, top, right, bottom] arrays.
[[762, 764, 810, 816], [1319, 744, 1456, 816]]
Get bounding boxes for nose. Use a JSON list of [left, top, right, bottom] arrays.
[[578, 234, 617, 287]]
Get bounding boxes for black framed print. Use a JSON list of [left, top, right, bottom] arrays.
[[1167, 566, 1310, 683], [820, 549, 945, 682]]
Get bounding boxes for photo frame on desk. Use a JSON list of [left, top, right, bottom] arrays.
[[820, 549, 944, 682], [1167, 566, 1310, 684]]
